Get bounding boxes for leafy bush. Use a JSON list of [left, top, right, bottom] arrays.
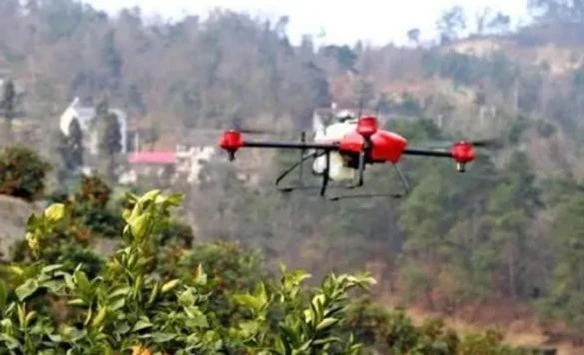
[[0, 190, 374, 353], [0, 146, 52, 201]]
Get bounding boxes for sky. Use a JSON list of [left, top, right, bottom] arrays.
[[84, 0, 531, 46]]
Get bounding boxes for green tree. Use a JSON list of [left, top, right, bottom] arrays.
[[484, 151, 543, 300], [101, 29, 123, 89], [0, 79, 16, 145], [436, 6, 467, 44], [538, 195, 584, 343], [0, 146, 52, 202], [59, 118, 84, 174], [96, 99, 122, 183]]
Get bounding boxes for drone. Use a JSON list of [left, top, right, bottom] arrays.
[[218, 114, 490, 201]]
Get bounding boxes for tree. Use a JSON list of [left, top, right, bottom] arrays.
[[436, 6, 467, 44], [487, 12, 511, 34], [0, 146, 52, 201], [0, 79, 16, 145], [407, 28, 420, 45], [101, 29, 123, 89], [56, 117, 84, 183], [67, 117, 84, 170], [96, 98, 122, 183], [484, 151, 543, 300], [538, 195, 584, 343]]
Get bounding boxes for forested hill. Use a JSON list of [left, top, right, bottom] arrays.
[[1, 0, 584, 351], [1, 0, 584, 174]]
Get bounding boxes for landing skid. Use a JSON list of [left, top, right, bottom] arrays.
[[274, 149, 411, 201]]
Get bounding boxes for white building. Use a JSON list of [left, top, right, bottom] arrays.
[[59, 97, 128, 155]]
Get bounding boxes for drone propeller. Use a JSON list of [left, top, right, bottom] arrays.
[[421, 138, 504, 150]]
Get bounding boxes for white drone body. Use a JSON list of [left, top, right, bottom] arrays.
[[311, 111, 358, 181]]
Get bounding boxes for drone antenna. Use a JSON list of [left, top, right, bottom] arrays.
[[375, 93, 382, 118], [357, 78, 365, 119]]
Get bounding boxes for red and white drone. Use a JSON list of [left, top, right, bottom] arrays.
[[219, 115, 490, 201]]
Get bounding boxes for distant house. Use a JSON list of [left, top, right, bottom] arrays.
[[59, 97, 128, 155], [120, 145, 217, 185]]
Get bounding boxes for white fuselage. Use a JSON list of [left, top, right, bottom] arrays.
[[312, 120, 358, 181]]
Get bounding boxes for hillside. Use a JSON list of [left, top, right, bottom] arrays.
[[0, 0, 584, 352]]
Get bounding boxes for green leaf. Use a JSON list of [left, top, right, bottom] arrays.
[[44, 203, 65, 223], [178, 289, 195, 307], [109, 298, 125, 311], [313, 336, 342, 345], [316, 317, 339, 332], [151, 332, 177, 343], [166, 193, 184, 206], [74, 270, 91, 295], [25, 311, 37, 327], [8, 266, 24, 276], [194, 264, 207, 286], [129, 213, 150, 242], [41, 264, 64, 274], [161, 279, 180, 293], [91, 306, 107, 328], [132, 318, 153, 332], [0, 280, 6, 311], [233, 294, 262, 313], [147, 283, 160, 305], [15, 279, 39, 301], [139, 189, 161, 204], [47, 334, 63, 343], [0, 333, 21, 349], [67, 298, 86, 307], [108, 287, 131, 299]]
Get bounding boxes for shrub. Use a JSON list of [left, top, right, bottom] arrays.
[[0, 190, 374, 353], [0, 146, 52, 201]]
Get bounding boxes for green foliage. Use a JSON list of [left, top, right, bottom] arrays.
[[537, 195, 584, 341], [422, 51, 518, 90], [0, 190, 377, 353], [58, 118, 84, 174], [0, 146, 52, 201], [77, 175, 112, 207], [0, 78, 16, 120]]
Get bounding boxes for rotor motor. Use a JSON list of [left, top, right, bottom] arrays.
[[450, 141, 475, 172]]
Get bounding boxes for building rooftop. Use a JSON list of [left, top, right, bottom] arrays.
[[128, 151, 176, 165]]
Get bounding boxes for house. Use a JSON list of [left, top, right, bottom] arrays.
[[119, 144, 218, 185], [59, 97, 128, 155]]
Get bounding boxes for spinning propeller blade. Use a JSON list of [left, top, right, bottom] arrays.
[[421, 138, 504, 150]]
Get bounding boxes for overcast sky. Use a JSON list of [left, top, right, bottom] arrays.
[[84, 0, 530, 45]]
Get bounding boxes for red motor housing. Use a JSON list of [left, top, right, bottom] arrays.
[[357, 116, 379, 139], [450, 141, 475, 172], [219, 130, 243, 160]]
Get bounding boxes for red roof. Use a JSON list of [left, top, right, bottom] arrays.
[[128, 151, 176, 164]]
